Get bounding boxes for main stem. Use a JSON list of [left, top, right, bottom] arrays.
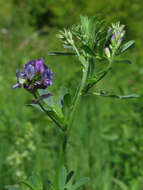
[[67, 61, 89, 132], [61, 61, 89, 169]]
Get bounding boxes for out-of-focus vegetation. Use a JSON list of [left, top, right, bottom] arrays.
[[0, 0, 143, 189]]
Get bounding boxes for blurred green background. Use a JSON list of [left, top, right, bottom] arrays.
[[0, 0, 143, 189]]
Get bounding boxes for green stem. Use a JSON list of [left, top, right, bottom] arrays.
[[62, 132, 68, 168], [67, 60, 89, 132], [60, 58, 89, 170], [33, 93, 68, 171]]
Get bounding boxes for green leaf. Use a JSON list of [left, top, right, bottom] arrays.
[[27, 104, 44, 112], [48, 52, 76, 56], [85, 67, 112, 92], [80, 15, 89, 37], [63, 93, 71, 108], [66, 171, 74, 184], [92, 92, 140, 99], [53, 103, 64, 120], [29, 173, 43, 190], [79, 55, 87, 67], [88, 58, 95, 77], [118, 40, 135, 54], [98, 38, 106, 57], [105, 28, 112, 42], [112, 178, 128, 190], [38, 89, 64, 123], [65, 171, 74, 189], [71, 177, 88, 190], [59, 166, 67, 190], [114, 60, 132, 64], [38, 89, 49, 96], [102, 134, 119, 141], [87, 77, 97, 86], [5, 186, 20, 190], [58, 87, 71, 115], [58, 86, 69, 108], [32, 94, 52, 104], [63, 45, 74, 50], [38, 89, 54, 107], [81, 45, 95, 56], [21, 180, 37, 190], [44, 96, 54, 107], [105, 94, 140, 99], [46, 109, 64, 125]]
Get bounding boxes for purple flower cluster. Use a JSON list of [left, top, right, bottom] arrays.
[[13, 57, 54, 93]]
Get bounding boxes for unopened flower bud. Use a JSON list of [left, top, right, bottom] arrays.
[[120, 30, 125, 38], [104, 47, 111, 58]]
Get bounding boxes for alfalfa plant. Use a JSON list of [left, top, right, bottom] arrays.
[[9, 15, 138, 190]]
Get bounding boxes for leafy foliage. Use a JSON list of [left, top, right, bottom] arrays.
[[0, 1, 143, 190], [9, 167, 88, 190]]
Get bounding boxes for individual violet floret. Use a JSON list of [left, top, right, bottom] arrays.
[[13, 57, 54, 93]]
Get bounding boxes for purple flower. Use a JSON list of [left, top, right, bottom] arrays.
[[13, 83, 21, 89], [35, 57, 45, 74], [13, 69, 22, 89], [13, 58, 54, 93], [42, 69, 54, 86]]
